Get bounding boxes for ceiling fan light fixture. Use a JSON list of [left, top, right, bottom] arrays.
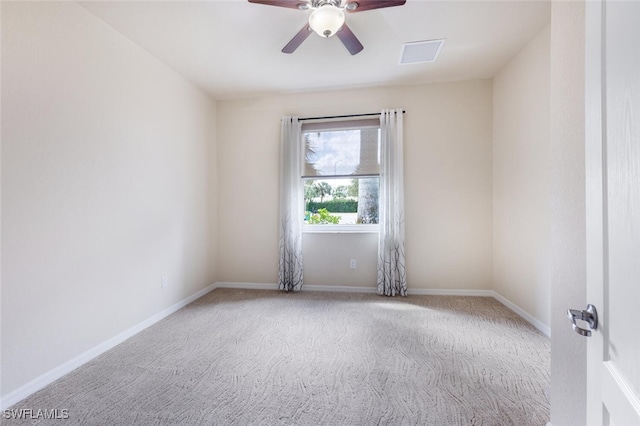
[[308, 5, 345, 38]]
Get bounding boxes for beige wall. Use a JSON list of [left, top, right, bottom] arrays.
[[216, 81, 493, 290], [493, 26, 551, 328], [549, 2, 586, 425], [1, 2, 217, 397]]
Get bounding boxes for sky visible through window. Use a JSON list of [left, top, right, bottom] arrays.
[[304, 130, 361, 176]]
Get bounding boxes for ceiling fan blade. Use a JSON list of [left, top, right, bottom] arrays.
[[336, 23, 364, 55], [344, 0, 406, 13], [248, 0, 309, 10], [282, 25, 313, 54]]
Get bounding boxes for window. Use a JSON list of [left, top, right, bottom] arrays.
[[301, 119, 380, 232]]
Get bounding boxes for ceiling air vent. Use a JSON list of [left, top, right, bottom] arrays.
[[399, 39, 445, 65]]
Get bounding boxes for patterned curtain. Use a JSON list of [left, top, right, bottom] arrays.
[[278, 116, 304, 291], [377, 109, 407, 296]]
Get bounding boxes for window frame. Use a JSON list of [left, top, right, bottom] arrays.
[[303, 223, 379, 234], [300, 118, 381, 234]]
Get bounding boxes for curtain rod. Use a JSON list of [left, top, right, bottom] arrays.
[[299, 110, 405, 121]]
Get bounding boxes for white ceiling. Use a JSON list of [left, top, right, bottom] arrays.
[[78, 0, 551, 100]]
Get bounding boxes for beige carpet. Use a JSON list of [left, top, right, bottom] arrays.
[[4, 289, 550, 425]]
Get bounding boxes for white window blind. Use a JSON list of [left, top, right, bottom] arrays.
[[302, 119, 380, 178]]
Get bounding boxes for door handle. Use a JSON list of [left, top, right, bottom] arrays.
[[567, 304, 598, 337]]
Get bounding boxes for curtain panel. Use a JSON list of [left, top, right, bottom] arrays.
[[278, 116, 304, 291], [377, 108, 407, 296]]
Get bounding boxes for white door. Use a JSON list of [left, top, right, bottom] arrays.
[[584, 0, 640, 425]]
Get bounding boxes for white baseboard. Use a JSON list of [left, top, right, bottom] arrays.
[[214, 282, 379, 294], [408, 288, 495, 297], [0, 283, 217, 410], [304, 285, 377, 293], [214, 282, 378, 294], [216, 283, 492, 296], [490, 291, 551, 337], [214, 282, 279, 291], [215, 282, 402, 294]]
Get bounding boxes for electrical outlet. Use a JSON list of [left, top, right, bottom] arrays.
[[349, 259, 357, 269], [161, 276, 168, 289]]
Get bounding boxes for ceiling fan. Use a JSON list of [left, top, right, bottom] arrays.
[[248, 0, 406, 55]]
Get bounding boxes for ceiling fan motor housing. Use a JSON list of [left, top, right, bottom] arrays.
[[311, 0, 342, 7]]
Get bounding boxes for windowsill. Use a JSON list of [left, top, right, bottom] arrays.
[[303, 224, 379, 234]]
